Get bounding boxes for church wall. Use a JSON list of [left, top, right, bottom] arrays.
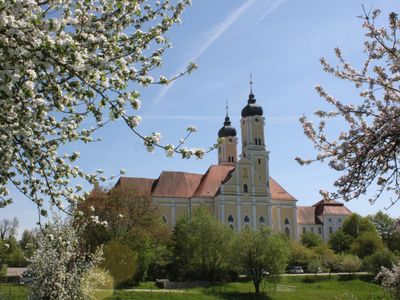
[[272, 207, 279, 233], [255, 204, 268, 229]]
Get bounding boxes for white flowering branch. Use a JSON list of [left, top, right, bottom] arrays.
[[0, 0, 217, 219], [296, 7, 400, 207]]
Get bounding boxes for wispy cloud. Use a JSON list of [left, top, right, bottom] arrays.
[[153, 0, 257, 104], [247, 0, 286, 32]]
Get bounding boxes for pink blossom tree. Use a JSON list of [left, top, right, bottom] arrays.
[[297, 8, 400, 207]]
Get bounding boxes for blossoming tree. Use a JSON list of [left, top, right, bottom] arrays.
[[0, 0, 212, 218], [296, 8, 400, 207]]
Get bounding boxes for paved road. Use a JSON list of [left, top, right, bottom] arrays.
[[282, 272, 369, 276]]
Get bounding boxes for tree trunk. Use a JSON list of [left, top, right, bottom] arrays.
[[254, 280, 260, 294]]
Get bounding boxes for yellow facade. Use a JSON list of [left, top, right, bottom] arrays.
[[149, 89, 299, 239]]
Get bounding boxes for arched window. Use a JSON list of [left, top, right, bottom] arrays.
[[259, 216, 265, 224], [243, 184, 248, 193], [285, 227, 290, 236], [258, 138, 262, 145], [161, 216, 167, 224], [244, 215, 250, 224], [227, 214, 234, 223], [254, 138, 258, 145], [258, 158, 261, 164], [284, 218, 290, 225]]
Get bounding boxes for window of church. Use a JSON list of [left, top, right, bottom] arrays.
[[284, 218, 290, 225], [254, 138, 258, 145], [259, 216, 265, 224], [229, 138, 233, 142], [318, 227, 322, 235], [338, 218, 342, 223], [228, 214, 234, 223], [258, 158, 261, 164], [329, 227, 333, 234], [255, 118, 259, 123], [243, 184, 248, 193], [302, 227, 306, 233], [328, 218, 332, 222], [244, 215, 250, 223], [162, 216, 167, 224], [285, 227, 290, 236]]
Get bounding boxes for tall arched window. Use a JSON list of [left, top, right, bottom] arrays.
[[284, 218, 290, 225], [244, 215, 250, 224], [259, 216, 265, 224], [243, 184, 248, 193], [227, 214, 234, 223]]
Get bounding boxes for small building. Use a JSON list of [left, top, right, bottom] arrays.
[[297, 199, 352, 241]]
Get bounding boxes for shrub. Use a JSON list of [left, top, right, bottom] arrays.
[[364, 248, 398, 275], [340, 254, 362, 273]]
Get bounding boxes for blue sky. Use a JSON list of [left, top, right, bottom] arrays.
[[3, 0, 400, 234]]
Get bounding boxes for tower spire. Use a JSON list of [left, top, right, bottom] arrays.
[[225, 99, 229, 118]]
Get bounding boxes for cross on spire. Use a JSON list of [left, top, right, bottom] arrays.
[[249, 73, 253, 94], [226, 99, 229, 117]]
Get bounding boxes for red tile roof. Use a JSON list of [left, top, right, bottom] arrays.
[[152, 171, 203, 198], [116, 168, 296, 201], [323, 205, 352, 216], [297, 206, 322, 225], [115, 177, 156, 195], [297, 199, 352, 225], [269, 177, 296, 201], [192, 165, 235, 198]]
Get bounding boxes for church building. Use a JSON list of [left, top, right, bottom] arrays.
[[115, 83, 351, 241]]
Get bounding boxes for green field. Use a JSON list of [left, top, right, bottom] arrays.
[[0, 276, 391, 300]]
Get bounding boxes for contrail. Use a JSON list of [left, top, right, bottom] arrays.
[[154, 0, 257, 104]]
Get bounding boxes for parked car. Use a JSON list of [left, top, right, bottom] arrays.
[[288, 266, 304, 274], [19, 270, 35, 285]]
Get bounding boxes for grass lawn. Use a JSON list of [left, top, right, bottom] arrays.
[[0, 283, 28, 300], [98, 275, 390, 300], [0, 275, 391, 300]]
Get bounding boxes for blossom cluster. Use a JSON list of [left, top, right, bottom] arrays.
[[27, 217, 106, 300], [297, 9, 400, 206], [0, 0, 215, 217]]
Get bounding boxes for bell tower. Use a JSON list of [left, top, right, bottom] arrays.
[[240, 76, 270, 186], [218, 103, 238, 165]]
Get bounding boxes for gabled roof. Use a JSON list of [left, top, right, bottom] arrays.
[[297, 199, 352, 225], [297, 206, 323, 225], [115, 168, 297, 201], [115, 177, 156, 195], [270, 177, 296, 201], [152, 171, 203, 198], [313, 199, 352, 216], [193, 165, 235, 198]]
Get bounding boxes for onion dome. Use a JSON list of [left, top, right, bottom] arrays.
[[241, 91, 263, 118], [218, 114, 237, 138]]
